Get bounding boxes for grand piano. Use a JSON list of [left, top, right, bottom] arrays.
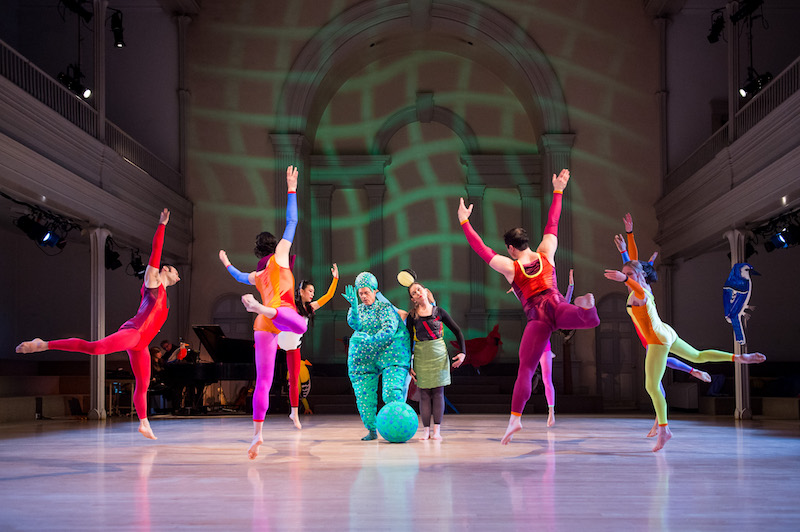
[[163, 326, 255, 414]]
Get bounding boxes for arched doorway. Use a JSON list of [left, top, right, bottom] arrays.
[[596, 292, 642, 409]]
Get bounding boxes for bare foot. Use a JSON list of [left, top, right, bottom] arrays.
[[241, 294, 277, 318], [690, 369, 712, 382], [248, 434, 264, 459], [289, 411, 302, 430], [16, 338, 48, 354], [574, 293, 595, 309], [501, 415, 522, 445], [138, 419, 157, 440], [646, 418, 658, 438], [737, 352, 766, 364], [418, 427, 430, 441], [547, 408, 555, 427], [652, 425, 672, 452]]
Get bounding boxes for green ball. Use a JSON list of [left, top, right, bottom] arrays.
[[376, 401, 418, 443]]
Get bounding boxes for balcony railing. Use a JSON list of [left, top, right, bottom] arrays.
[[664, 55, 800, 194], [0, 38, 181, 191]]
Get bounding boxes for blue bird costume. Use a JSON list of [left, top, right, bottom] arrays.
[[723, 263, 759, 344], [344, 272, 411, 439]]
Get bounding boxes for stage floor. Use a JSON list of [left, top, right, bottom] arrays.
[[1, 413, 798, 531]]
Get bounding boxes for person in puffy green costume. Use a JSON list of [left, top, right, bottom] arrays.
[[343, 272, 411, 441]]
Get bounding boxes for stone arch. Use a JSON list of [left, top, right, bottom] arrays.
[[371, 92, 479, 155], [274, 0, 569, 140]]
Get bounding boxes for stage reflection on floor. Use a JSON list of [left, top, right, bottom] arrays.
[[1, 414, 798, 531]]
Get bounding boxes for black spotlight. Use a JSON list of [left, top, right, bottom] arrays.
[[110, 10, 125, 48], [707, 10, 725, 43], [15, 215, 49, 245], [57, 64, 92, 99], [105, 240, 122, 270], [739, 67, 772, 99], [731, 0, 764, 24], [61, 0, 93, 23], [129, 251, 146, 279]]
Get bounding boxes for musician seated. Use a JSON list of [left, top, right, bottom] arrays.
[[162, 339, 206, 413], [149, 346, 173, 414]]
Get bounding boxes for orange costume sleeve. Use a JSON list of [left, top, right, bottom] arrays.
[[626, 232, 639, 261], [314, 276, 339, 308]]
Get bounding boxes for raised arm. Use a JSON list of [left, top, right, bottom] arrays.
[[458, 197, 515, 280], [144, 208, 169, 289], [565, 268, 575, 304], [536, 169, 569, 262], [219, 249, 255, 285], [614, 234, 630, 263], [274, 165, 298, 268], [310, 263, 339, 310], [623, 213, 639, 261]]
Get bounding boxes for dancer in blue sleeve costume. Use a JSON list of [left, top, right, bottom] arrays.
[[344, 272, 411, 441]]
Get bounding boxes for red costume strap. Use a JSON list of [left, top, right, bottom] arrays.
[[148, 223, 166, 268], [543, 190, 563, 237]]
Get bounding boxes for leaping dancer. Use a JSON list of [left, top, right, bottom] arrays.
[[458, 168, 600, 444], [218, 165, 308, 459], [604, 260, 766, 452], [614, 213, 712, 438], [16, 208, 180, 440]]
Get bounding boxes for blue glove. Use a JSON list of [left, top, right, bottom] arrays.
[[342, 285, 358, 308]]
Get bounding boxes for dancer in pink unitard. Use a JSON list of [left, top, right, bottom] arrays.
[[16, 208, 180, 440], [458, 169, 600, 444]]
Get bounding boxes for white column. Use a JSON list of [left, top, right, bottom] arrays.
[[724, 228, 751, 420], [88, 227, 110, 420]]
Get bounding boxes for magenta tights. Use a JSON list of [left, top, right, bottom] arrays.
[[252, 308, 307, 422], [511, 302, 599, 414]]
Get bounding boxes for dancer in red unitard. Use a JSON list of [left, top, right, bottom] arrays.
[[458, 169, 600, 444], [17, 208, 180, 440]]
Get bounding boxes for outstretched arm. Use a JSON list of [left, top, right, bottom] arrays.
[[605, 269, 647, 300], [274, 165, 298, 268], [458, 198, 515, 280], [310, 263, 339, 310], [219, 249, 255, 285], [144, 209, 169, 289], [565, 268, 575, 303], [536, 169, 569, 262]]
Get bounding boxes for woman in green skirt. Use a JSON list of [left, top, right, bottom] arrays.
[[404, 282, 466, 440]]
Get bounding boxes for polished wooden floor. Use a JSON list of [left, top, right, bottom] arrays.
[[1, 413, 798, 531]]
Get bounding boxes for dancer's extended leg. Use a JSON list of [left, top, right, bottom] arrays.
[[22, 329, 142, 355], [645, 344, 671, 451], [250, 331, 279, 459], [127, 347, 157, 439], [669, 337, 765, 364], [553, 300, 600, 330], [286, 348, 302, 429], [505, 320, 551, 444], [540, 348, 556, 427]]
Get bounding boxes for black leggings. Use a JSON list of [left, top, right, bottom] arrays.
[[419, 386, 445, 427]]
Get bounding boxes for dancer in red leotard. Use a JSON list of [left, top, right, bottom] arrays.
[[16, 208, 180, 440], [458, 169, 600, 444]]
